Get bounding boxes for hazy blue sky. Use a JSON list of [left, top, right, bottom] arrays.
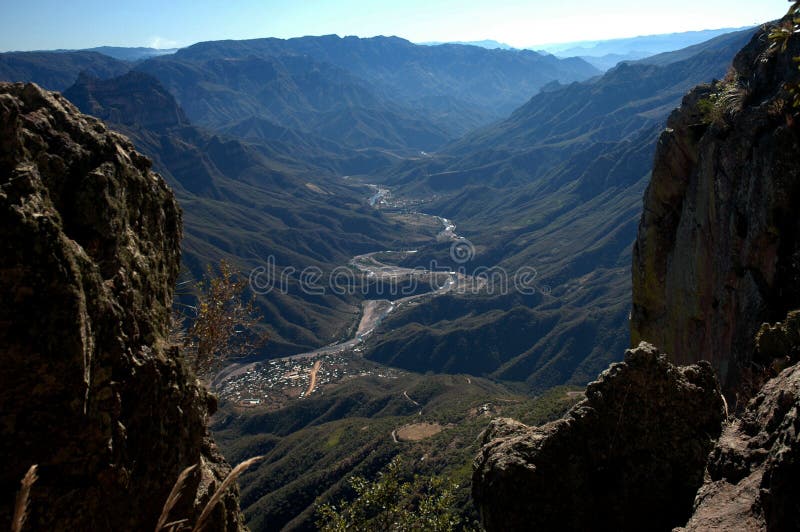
[[0, 0, 790, 52]]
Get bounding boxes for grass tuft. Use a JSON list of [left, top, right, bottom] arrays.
[[156, 464, 197, 532], [11, 465, 38, 532], [191, 456, 263, 532]]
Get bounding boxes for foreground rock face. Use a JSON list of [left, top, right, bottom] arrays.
[[0, 83, 242, 530], [631, 24, 800, 395], [473, 343, 725, 532], [681, 354, 800, 531]]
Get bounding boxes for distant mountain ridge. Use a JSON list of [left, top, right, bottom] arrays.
[[62, 70, 436, 355], [136, 50, 452, 154], [536, 26, 755, 71], [362, 27, 757, 389], [419, 39, 515, 49], [1, 36, 599, 153], [145, 34, 598, 138], [537, 26, 753, 57], [0, 50, 129, 90], [83, 46, 178, 61]]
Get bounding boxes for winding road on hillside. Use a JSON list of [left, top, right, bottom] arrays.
[[213, 186, 469, 388]]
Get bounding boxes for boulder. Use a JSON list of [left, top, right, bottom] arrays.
[[473, 342, 725, 532]]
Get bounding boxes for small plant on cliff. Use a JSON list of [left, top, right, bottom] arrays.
[[768, 1, 800, 53], [316, 458, 466, 532], [179, 260, 267, 379], [698, 72, 751, 125], [769, 0, 800, 110]]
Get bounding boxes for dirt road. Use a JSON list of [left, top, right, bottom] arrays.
[[303, 360, 322, 398]]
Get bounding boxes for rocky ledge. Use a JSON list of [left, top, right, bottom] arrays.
[[473, 342, 725, 532], [680, 312, 800, 531]]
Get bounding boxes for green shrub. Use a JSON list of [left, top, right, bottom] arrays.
[[316, 458, 471, 532]]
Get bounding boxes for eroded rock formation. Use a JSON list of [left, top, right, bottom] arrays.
[[680, 315, 800, 531], [0, 82, 243, 530], [631, 24, 800, 396], [473, 343, 725, 532]]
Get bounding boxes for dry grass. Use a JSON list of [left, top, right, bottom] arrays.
[[191, 455, 263, 532], [11, 465, 38, 532], [156, 464, 197, 532], [155, 456, 263, 532]]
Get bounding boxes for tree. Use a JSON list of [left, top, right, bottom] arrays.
[[177, 260, 266, 378], [316, 458, 468, 532]]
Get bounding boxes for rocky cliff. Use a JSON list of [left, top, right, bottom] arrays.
[[0, 82, 243, 530], [631, 22, 800, 398], [474, 16, 800, 532]]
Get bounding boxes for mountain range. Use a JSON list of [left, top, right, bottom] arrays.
[[136, 34, 598, 141], [419, 39, 515, 50], [61, 70, 439, 355], [537, 26, 754, 70], [0, 24, 757, 392], [0, 25, 761, 530], [361, 28, 756, 390], [0, 35, 604, 355]]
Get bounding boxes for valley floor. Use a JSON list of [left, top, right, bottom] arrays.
[[214, 184, 477, 409]]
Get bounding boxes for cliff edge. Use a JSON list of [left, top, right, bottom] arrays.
[[474, 15, 800, 532], [680, 313, 800, 530], [0, 82, 243, 530], [631, 21, 800, 398]]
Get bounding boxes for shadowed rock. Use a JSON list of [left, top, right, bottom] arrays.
[[680, 314, 800, 531], [0, 82, 243, 530], [473, 342, 725, 532]]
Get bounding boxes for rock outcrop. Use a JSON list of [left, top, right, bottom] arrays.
[[473, 17, 800, 532], [64, 71, 189, 133], [0, 82, 243, 530], [631, 22, 800, 396], [473, 343, 725, 532], [680, 318, 800, 531]]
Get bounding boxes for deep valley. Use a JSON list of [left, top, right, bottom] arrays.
[[3, 5, 800, 530]]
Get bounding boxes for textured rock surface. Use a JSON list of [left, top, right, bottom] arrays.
[[631, 23, 800, 396], [0, 82, 243, 530], [473, 342, 725, 532], [680, 341, 800, 531], [756, 309, 800, 370]]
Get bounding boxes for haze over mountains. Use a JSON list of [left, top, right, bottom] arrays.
[[420, 27, 755, 71], [420, 39, 514, 50], [537, 26, 755, 70]]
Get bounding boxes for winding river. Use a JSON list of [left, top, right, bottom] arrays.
[[214, 188, 465, 386]]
